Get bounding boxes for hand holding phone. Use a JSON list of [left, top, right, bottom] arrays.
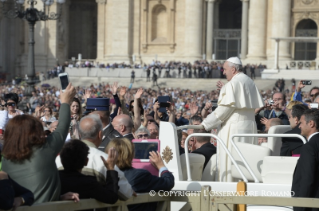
[[157, 96, 170, 113]]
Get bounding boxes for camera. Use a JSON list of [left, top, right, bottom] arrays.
[[211, 100, 218, 111], [268, 100, 274, 105]]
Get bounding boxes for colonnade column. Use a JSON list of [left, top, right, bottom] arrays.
[[240, 0, 249, 60], [184, 0, 203, 60], [246, 0, 267, 61], [272, 0, 291, 59], [96, 0, 107, 61], [206, 0, 215, 61]]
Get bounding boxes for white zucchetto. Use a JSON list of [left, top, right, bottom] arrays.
[[226, 57, 242, 65]]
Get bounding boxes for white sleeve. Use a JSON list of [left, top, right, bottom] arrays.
[[55, 155, 63, 170], [201, 105, 236, 131], [0, 110, 9, 130], [115, 166, 134, 200]]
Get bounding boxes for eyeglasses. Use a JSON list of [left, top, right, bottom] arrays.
[[311, 94, 315, 97], [137, 134, 149, 139], [7, 103, 15, 107]]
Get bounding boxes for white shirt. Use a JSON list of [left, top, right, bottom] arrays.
[[41, 116, 56, 122], [8, 110, 24, 119], [55, 91, 60, 97]]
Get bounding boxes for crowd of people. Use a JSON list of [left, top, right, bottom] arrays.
[[0, 56, 318, 211], [54, 60, 266, 80]]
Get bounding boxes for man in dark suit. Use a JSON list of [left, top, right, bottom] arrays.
[[112, 114, 134, 141], [191, 129, 216, 169], [281, 104, 308, 156], [85, 98, 122, 151], [292, 109, 319, 211]]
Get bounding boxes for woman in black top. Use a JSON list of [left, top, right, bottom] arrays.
[[59, 139, 119, 204]]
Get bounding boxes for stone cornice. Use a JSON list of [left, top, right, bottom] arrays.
[[292, 8, 319, 12], [96, 0, 106, 4]]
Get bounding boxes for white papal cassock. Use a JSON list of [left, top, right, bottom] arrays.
[[201, 72, 264, 182]]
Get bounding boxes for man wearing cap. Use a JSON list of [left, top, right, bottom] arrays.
[[85, 98, 122, 151], [200, 57, 264, 182]]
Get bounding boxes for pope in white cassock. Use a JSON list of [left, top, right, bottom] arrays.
[[201, 57, 264, 182]]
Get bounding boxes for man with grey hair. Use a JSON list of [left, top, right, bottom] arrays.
[[55, 114, 134, 200], [134, 127, 150, 139], [112, 114, 134, 141], [200, 57, 264, 182]]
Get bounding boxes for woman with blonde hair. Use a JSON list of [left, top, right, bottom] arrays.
[[285, 100, 303, 117], [106, 137, 174, 211]]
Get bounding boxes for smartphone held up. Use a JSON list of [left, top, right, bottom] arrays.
[[302, 80, 312, 85], [59, 73, 69, 91]]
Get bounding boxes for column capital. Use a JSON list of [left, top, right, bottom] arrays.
[[96, 0, 106, 4]]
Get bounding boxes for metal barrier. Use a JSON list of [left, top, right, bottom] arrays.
[[211, 195, 319, 211], [10, 194, 171, 211], [176, 129, 306, 184], [184, 133, 248, 182], [6, 184, 319, 211], [8, 187, 211, 211], [229, 133, 307, 183], [176, 125, 204, 130]]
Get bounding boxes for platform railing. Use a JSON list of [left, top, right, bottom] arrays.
[[211, 195, 319, 211], [9, 193, 171, 211], [9, 185, 319, 211], [229, 133, 307, 183], [184, 133, 249, 182]]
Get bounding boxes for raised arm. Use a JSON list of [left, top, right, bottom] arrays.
[[167, 102, 176, 124], [133, 88, 144, 130], [153, 102, 160, 125], [189, 102, 199, 118], [110, 82, 121, 119], [48, 83, 76, 155], [201, 101, 212, 119], [119, 86, 130, 115]]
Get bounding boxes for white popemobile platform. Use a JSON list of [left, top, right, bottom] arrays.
[[158, 121, 306, 211]]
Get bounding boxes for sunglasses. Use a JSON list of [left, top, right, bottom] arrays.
[[7, 103, 16, 107], [137, 134, 149, 139], [311, 94, 316, 97]]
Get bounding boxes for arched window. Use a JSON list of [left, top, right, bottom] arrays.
[[151, 5, 167, 42], [295, 19, 317, 60]]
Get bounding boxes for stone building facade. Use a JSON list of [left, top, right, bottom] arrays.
[[0, 0, 319, 78]]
